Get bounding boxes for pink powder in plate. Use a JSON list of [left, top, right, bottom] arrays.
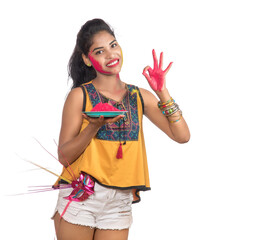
[[91, 103, 121, 112]]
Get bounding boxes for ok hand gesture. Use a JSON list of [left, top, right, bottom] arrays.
[[142, 49, 173, 92]]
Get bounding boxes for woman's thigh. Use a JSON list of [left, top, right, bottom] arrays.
[[93, 228, 129, 240], [54, 212, 95, 240]]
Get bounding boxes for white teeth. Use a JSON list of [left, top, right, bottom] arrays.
[[107, 60, 118, 66]]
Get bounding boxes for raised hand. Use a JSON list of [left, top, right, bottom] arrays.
[[142, 49, 173, 92]]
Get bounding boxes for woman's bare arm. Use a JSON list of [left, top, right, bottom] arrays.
[[58, 87, 123, 167], [140, 87, 190, 143]]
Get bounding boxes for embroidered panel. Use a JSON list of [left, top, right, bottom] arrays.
[[84, 83, 140, 141]]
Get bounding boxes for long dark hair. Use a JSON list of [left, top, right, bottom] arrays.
[[68, 19, 115, 89]]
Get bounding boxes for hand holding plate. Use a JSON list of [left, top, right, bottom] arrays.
[[82, 113, 124, 128]]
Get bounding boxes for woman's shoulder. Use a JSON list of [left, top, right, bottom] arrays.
[[68, 86, 83, 97], [64, 86, 84, 107], [123, 82, 154, 100], [138, 87, 154, 98], [125, 83, 148, 94]]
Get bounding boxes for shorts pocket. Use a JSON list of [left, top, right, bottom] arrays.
[[59, 199, 80, 216]]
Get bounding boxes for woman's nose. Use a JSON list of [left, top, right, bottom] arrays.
[[105, 49, 115, 59]]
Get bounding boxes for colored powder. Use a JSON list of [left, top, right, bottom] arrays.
[[89, 54, 111, 74], [91, 103, 120, 112]]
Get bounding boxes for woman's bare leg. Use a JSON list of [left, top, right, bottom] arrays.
[[93, 228, 129, 240], [53, 212, 95, 240]]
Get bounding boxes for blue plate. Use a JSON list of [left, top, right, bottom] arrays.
[[83, 111, 128, 118]]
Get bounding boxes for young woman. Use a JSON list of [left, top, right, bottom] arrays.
[[52, 18, 190, 240]]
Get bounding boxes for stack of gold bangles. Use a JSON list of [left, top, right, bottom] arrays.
[[158, 97, 182, 123]]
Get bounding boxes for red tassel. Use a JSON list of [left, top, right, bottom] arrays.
[[116, 143, 123, 159]]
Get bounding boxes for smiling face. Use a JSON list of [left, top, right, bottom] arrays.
[[84, 31, 123, 76]]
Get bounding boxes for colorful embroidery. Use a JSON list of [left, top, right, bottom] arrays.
[[84, 83, 140, 141]]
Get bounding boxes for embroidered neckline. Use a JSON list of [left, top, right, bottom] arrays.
[[91, 82, 129, 104], [84, 83, 140, 142]]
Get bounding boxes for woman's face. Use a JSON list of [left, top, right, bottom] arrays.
[[87, 31, 123, 75]]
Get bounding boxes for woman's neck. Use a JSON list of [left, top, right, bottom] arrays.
[[92, 74, 127, 102], [92, 74, 124, 92]]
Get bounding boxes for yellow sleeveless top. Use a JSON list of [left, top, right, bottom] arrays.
[[58, 81, 150, 203]]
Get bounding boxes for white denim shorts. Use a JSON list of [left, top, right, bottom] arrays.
[[52, 182, 133, 230]]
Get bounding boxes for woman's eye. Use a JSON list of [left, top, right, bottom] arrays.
[[111, 43, 118, 48], [95, 50, 103, 55], [95, 50, 102, 55]]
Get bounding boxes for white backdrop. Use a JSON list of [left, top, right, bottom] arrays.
[[1, 0, 253, 239]]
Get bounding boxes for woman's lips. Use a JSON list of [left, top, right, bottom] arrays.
[[106, 59, 119, 67]]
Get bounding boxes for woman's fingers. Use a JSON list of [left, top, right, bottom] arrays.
[[105, 115, 125, 124], [152, 49, 158, 69], [142, 66, 152, 82], [159, 52, 163, 69], [82, 113, 88, 118], [164, 62, 173, 74], [83, 113, 124, 126], [82, 113, 92, 122]]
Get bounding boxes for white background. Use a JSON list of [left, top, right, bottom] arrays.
[[1, 0, 253, 239]]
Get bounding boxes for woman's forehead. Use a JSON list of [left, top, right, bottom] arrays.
[[91, 31, 116, 47]]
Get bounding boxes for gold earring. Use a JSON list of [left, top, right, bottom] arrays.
[[86, 63, 91, 67]]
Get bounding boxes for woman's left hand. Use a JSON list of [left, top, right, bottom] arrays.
[[142, 49, 173, 93]]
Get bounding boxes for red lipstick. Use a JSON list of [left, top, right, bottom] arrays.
[[106, 58, 119, 67]]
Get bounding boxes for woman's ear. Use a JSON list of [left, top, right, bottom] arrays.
[[82, 53, 92, 67]]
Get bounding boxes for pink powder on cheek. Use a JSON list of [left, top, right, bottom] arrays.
[[89, 54, 111, 74]]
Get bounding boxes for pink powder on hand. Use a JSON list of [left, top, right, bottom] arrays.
[[91, 103, 121, 112]]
